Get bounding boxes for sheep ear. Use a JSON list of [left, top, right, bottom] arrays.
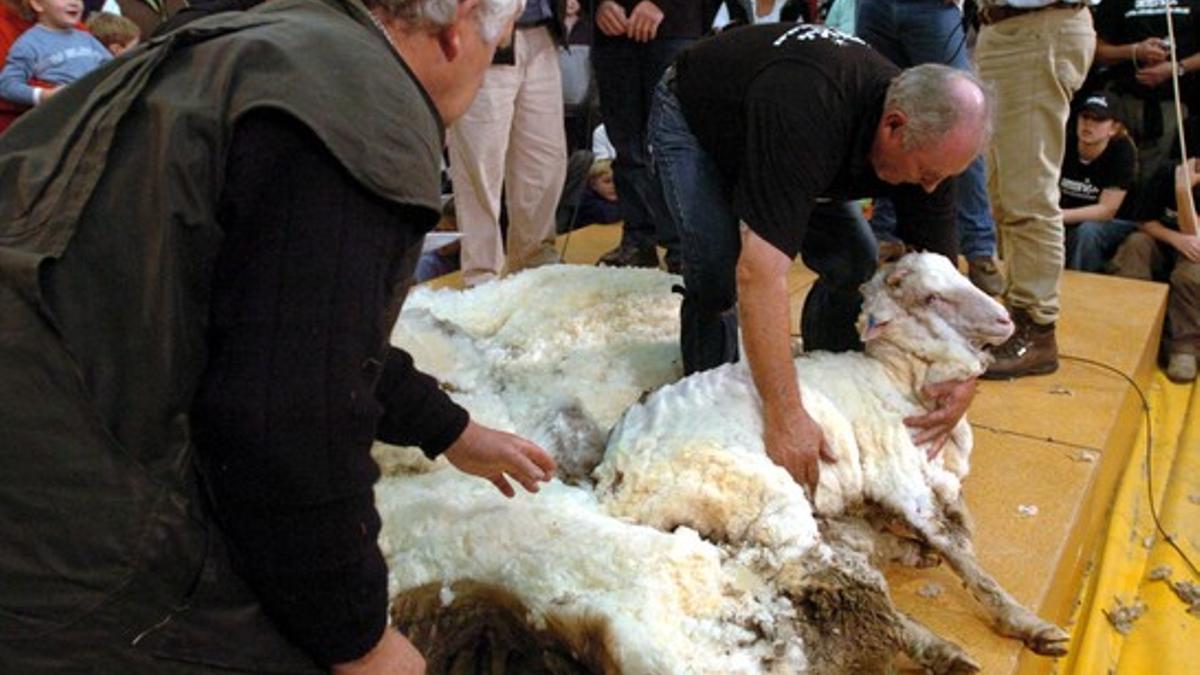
[[885, 266, 909, 288]]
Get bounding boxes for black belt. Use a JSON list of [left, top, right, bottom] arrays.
[[978, 2, 1081, 26]]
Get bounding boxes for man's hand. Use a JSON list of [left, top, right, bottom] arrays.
[[763, 406, 836, 497], [331, 629, 425, 675], [1133, 37, 1169, 67], [626, 1, 663, 42], [444, 420, 557, 497], [1170, 232, 1200, 262], [1175, 158, 1200, 189], [595, 0, 629, 36], [1135, 61, 1173, 88], [904, 378, 976, 458]]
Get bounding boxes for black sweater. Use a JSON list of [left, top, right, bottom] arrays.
[[193, 110, 468, 666]]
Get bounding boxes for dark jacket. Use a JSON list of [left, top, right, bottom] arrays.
[[0, 0, 443, 669]]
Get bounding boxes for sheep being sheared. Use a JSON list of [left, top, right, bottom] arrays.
[[596, 252, 1070, 658]]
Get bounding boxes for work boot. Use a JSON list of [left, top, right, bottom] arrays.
[[1166, 352, 1198, 383], [597, 241, 659, 268], [968, 256, 1005, 296], [982, 309, 1058, 379]]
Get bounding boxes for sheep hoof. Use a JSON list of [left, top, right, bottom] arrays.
[[941, 654, 982, 675], [1024, 624, 1070, 656]]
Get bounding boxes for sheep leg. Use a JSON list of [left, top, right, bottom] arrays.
[[913, 506, 1069, 656], [896, 611, 979, 675]]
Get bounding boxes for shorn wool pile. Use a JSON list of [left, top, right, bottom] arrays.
[[375, 257, 1067, 674]]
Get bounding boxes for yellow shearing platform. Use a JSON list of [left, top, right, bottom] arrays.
[[424, 224, 1198, 674]]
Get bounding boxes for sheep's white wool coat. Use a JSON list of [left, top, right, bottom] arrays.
[[378, 261, 988, 673]]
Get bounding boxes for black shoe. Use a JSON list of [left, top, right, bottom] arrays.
[[982, 309, 1058, 379], [597, 242, 659, 268]]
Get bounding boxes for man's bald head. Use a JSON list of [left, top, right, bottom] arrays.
[[884, 64, 994, 154]]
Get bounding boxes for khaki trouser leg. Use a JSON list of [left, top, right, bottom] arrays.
[[448, 63, 520, 286], [1168, 260, 1200, 355], [503, 26, 566, 275], [977, 8, 1095, 325]]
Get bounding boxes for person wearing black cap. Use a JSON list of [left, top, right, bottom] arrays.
[[1060, 92, 1140, 272]]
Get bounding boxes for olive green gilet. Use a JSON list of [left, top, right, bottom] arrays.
[[0, 0, 441, 670]]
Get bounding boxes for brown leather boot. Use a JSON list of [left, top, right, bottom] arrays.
[[982, 309, 1058, 379]]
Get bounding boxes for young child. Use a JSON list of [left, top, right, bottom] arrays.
[[1059, 93, 1139, 272], [85, 11, 138, 56], [575, 158, 621, 228], [0, 0, 109, 108]]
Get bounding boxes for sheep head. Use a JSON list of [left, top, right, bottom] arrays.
[[856, 252, 1014, 381]]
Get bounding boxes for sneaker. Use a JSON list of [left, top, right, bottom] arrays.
[[1166, 353, 1198, 383], [597, 242, 659, 268], [982, 309, 1058, 379], [968, 256, 1005, 296]]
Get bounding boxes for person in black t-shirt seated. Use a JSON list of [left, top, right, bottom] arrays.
[[1060, 92, 1139, 273], [647, 24, 992, 494], [1111, 158, 1200, 382]]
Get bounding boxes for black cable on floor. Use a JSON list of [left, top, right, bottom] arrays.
[[1057, 353, 1200, 579]]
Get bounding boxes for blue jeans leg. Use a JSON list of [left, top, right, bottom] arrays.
[[593, 38, 693, 253], [856, 0, 995, 256], [648, 74, 740, 374], [800, 201, 879, 352], [1065, 219, 1138, 272]]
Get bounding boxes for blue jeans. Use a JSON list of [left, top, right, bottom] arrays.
[[592, 37, 693, 262], [856, 0, 997, 258], [1064, 219, 1138, 273], [648, 74, 878, 374]]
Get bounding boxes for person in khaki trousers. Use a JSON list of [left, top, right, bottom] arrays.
[[449, 0, 568, 287], [975, 1, 1096, 379]]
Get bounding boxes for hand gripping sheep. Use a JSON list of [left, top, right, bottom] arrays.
[[595, 252, 1068, 668]]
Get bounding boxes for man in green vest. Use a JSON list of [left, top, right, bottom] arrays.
[[0, 0, 552, 672]]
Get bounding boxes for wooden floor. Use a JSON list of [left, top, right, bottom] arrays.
[[429, 224, 1169, 674]]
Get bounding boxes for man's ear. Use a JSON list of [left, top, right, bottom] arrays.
[[881, 109, 907, 144], [437, 23, 462, 62]]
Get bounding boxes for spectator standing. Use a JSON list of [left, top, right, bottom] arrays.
[[0, 0, 110, 109], [976, 0, 1095, 379], [1112, 158, 1200, 382], [592, 0, 717, 272], [856, 0, 1004, 295], [1092, 0, 1200, 189], [448, 0, 567, 286], [1060, 92, 1139, 272]]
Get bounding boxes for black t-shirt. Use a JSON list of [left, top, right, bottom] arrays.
[[1133, 161, 1200, 228], [1093, 0, 1200, 100], [1059, 134, 1137, 210], [673, 23, 954, 258]]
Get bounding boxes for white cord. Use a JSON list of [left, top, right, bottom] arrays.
[[1165, 0, 1198, 232]]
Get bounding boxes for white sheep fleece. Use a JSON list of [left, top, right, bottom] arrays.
[[377, 470, 808, 674], [393, 265, 682, 455]]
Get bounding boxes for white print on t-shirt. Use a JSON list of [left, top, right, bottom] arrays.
[[1126, 0, 1191, 18], [772, 24, 866, 49], [40, 46, 103, 69], [1060, 176, 1102, 203]]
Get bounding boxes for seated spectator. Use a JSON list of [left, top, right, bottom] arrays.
[[576, 157, 622, 228], [0, 0, 110, 108], [0, 0, 33, 132], [86, 10, 138, 54], [1111, 158, 1200, 382], [1060, 93, 1139, 273]]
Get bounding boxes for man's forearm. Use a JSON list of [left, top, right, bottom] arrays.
[[736, 225, 801, 422]]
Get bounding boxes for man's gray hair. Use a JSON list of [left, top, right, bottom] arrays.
[[366, 0, 526, 43], [885, 63, 995, 152]]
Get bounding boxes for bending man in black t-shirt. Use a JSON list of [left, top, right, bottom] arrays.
[[647, 24, 992, 494]]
